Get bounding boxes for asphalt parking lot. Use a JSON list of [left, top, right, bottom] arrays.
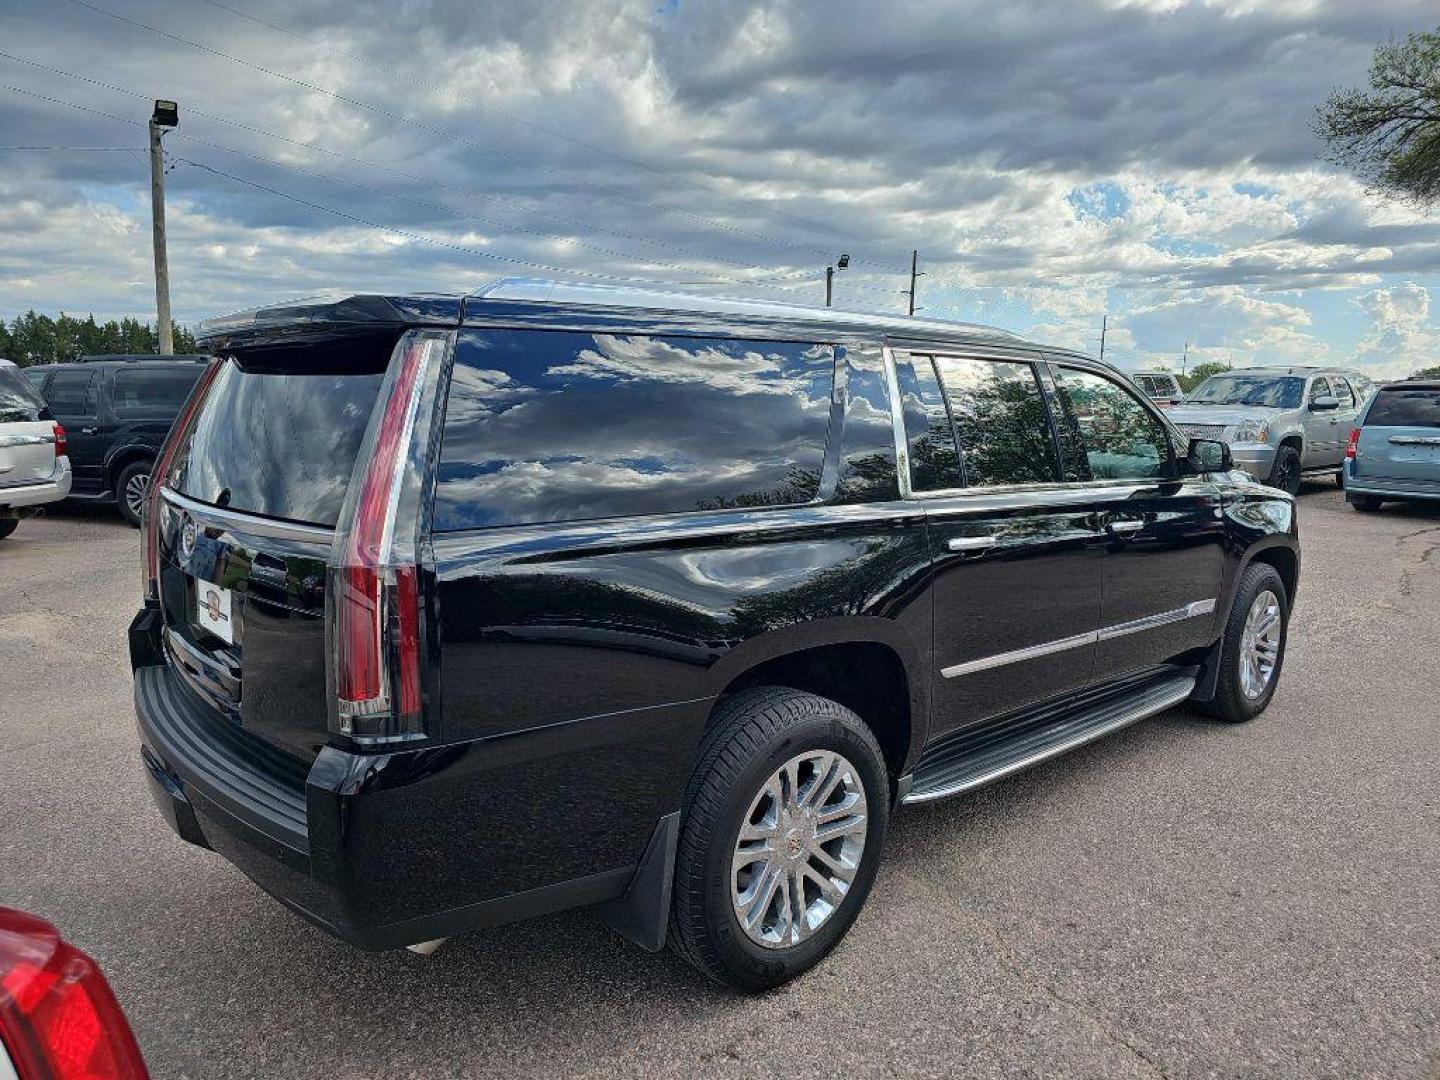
[[2, 486, 1437, 1079]]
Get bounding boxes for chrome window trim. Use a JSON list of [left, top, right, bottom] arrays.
[[159, 486, 335, 543], [940, 598, 1218, 679]]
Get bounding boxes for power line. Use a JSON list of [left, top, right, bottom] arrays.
[[0, 49, 843, 291], [0, 145, 134, 150], [191, 0, 904, 274], [64, 0, 905, 275]]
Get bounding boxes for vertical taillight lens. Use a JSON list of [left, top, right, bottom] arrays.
[[0, 907, 149, 1080], [1345, 427, 1360, 459], [141, 359, 222, 602], [52, 423, 66, 460], [329, 331, 447, 743]]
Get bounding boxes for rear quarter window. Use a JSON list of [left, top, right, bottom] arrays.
[[432, 329, 835, 529], [0, 364, 46, 423], [1366, 388, 1440, 428]]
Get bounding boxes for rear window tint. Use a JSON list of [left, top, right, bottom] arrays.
[[167, 359, 383, 526], [0, 364, 46, 423], [45, 370, 98, 417], [1367, 388, 1440, 428], [113, 366, 203, 418], [433, 329, 834, 529]]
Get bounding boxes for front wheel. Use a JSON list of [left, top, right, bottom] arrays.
[[115, 460, 153, 528], [1266, 445, 1302, 495], [1349, 494, 1383, 512], [669, 687, 889, 992], [1203, 562, 1289, 723]]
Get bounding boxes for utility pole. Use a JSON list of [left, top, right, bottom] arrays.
[[902, 249, 923, 316], [149, 100, 179, 354], [1181, 340, 1189, 375], [1099, 314, 1108, 363]]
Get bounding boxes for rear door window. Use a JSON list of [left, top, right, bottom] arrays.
[[893, 352, 960, 492], [433, 329, 834, 529], [930, 356, 1058, 487], [45, 370, 98, 418], [1331, 377, 1355, 409], [113, 366, 203, 418], [167, 359, 384, 526], [1366, 388, 1440, 428], [1050, 366, 1173, 480]]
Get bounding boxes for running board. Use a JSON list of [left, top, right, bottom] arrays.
[[904, 671, 1197, 804]]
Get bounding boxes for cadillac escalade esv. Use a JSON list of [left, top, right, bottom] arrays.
[[130, 279, 1299, 990]]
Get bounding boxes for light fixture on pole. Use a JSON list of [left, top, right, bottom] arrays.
[[825, 253, 850, 307]]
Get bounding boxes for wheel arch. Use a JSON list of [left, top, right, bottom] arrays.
[[104, 443, 158, 489], [707, 623, 926, 782]]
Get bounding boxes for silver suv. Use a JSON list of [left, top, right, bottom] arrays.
[[1167, 366, 1374, 493]]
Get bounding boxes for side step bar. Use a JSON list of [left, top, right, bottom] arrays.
[[904, 671, 1197, 804]]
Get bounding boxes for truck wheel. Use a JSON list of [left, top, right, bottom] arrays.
[[669, 687, 889, 992], [1203, 562, 1289, 724], [1349, 494, 1382, 512], [0, 518, 17, 541], [1266, 446, 1302, 495], [115, 460, 153, 528]]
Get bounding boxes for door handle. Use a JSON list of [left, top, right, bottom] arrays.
[[81, 426, 99, 435], [947, 535, 998, 553], [1108, 519, 1144, 535]]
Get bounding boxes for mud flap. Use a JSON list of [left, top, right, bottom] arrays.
[[594, 811, 679, 953]]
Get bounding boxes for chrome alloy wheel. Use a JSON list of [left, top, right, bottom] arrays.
[[1239, 589, 1282, 700], [731, 750, 868, 949], [124, 470, 151, 519]]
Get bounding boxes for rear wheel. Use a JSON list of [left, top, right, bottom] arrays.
[[1349, 494, 1383, 512], [1266, 445, 1302, 495], [1203, 562, 1289, 723], [669, 687, 889, 992], [115, 460, 152, 528], [0, 518, 17, 541]]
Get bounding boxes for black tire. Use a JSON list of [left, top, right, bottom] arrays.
[[0, 518, 17, 541], [1266, 445, 1302, 495], [1203, 562, 1289, 724], [669, 687, 889, 992], [1348, 494, 1383, 512], [1335, 469, 1345, 489], [115, 460, 153, 528]]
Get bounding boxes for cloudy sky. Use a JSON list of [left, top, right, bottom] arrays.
[[3, 0, 1439, 375]]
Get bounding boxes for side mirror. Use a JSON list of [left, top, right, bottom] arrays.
[[1184, 437, 1231, 475], [1310, 395, 1340, 412]]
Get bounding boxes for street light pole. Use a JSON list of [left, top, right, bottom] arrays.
[[824, 253, 850, 308], [148, 100, 178, 355]]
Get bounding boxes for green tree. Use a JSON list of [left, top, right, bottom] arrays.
[[1413, 364, 1440, 379], [1178, 361, 1232, 393], [1316, 29, 1440, 205], [3, 311, 200, 365]]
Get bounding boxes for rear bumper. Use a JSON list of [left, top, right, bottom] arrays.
[[0, 461, 71, 511], [129, 607, 697, 951], [1342, 464, 1440, 502]]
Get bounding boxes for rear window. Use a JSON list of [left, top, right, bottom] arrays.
[[0, 364, 46, 423], [1366, 387, 1440, 428], [433, 329, 834, 529], [114, 366, 203, 418], [167, 358, 384, 527]]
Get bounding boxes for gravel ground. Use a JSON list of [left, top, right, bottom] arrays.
[[1, 486, 1437, 1079]]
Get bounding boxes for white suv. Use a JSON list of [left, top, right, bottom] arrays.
[[0, 359, 72, 540]]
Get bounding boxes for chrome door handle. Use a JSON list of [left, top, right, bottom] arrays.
[[1108, 520, 1144, 534], [947, 535, 998, 552], [81, 426, 99, 435]]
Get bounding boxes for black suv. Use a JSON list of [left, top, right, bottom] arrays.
[[129, 280, 1299, 991], [31, 356, 207, 525]]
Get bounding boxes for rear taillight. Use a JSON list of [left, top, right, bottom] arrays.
[[51, 424, 66, 460], [1345, 427, 1360, 459], [141, 360, 222, 602], [0, 907, 149, 1080], [329, 331, 447, 743]]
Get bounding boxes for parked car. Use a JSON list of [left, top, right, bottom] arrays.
[[0, 906, 149, 1078], [0, 359, 71, 541], [29, 355, 208, 525], [129, 280, 1299, 991], [1167, 366, 1369, 493], [1344, 379, 1440, 511], [1132, 369, 1184, 408]]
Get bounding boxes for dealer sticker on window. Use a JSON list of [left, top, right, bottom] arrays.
[[195, 578, 234, 645]]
